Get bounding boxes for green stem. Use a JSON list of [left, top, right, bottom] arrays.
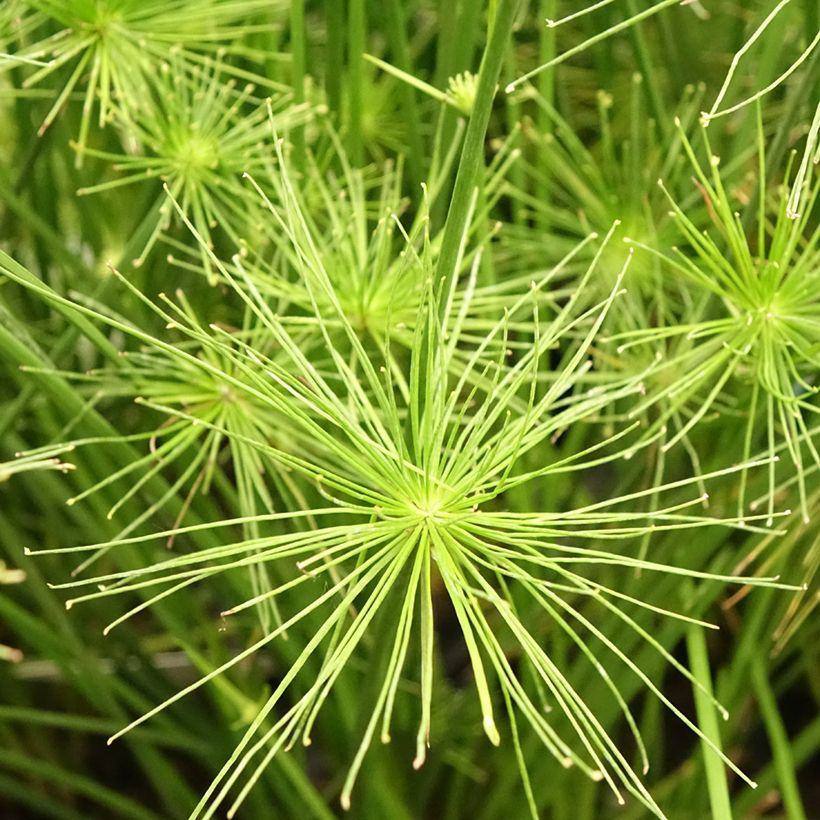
[[624, 0, 668, 137], [348, 0, 367, 165], [686, 624, 732, 820], [289, 0, 306, 163], [750, 658, 808, 820], [536, 0, 557, 230], [326, 0, 345, 116], [435, 0, 519, 317]]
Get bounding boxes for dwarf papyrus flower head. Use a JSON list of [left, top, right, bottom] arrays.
[[1, 0, 286, 152], [7, 137, 795, 819], [615, 118, 820, 525]]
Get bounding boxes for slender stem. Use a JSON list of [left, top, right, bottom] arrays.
[[751, 657, 808, 820], [686, 624, 732, 820], [624, 0, 668, 137], [348, 0, 367, 165], [326, 0, 345, 116], [289, 0, 306, 163], [430, 0, 486, 227], [435, 0, 519, 318], [536, 0, 557, 230]]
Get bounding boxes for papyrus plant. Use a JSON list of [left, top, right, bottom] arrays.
[[7, 151, 791, 817], [1, 0, 284, 151], [614, 117, 820, 525]]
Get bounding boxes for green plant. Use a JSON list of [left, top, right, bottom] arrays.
[[1, 2, 818, 819], [2, 0, 280, 149], [616, 117, 820, 524]]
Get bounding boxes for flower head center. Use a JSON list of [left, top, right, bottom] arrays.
[[410, 493, 448, 523], [171, 132, 220, 178]]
